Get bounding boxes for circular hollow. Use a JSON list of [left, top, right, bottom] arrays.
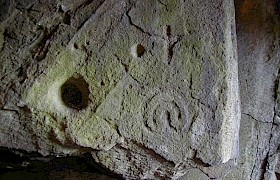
[[132, 44, 145, 58], [61, 76, 89, 110]]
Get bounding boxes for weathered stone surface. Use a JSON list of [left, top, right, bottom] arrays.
[[224, 0, 280, 180], [0, 0, 242, 179]]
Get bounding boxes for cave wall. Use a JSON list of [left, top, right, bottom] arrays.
[[0, 0, 279, 179], [225, 0, 280, 179]]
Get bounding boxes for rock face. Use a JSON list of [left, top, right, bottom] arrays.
[[0, 0, 278, 179], [225, 0, 280, 179]]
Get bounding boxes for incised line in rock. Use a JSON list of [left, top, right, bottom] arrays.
[[164, 25, 182, 65]]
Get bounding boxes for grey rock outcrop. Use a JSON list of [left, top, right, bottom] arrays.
[[225, 0, 280, 179], [0, 0, 279, 179]]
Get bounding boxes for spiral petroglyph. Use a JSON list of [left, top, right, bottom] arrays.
[[144, 90, 190, 133]]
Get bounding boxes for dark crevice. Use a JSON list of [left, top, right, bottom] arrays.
[[63, 12, 71, 25], [167, 39, 180, 65], [0, 28, 5, 52], [167, 46, 173, 64], [262, 67, 280, 180], [71, 0, 98, 14], [75, 0, 106, 31], [243, 113, 274, 124], [0, 107, 19, 114], [32, 25, 59, 61], [75, 0, 95, 11], [115, 125, 122, 138], [130, 140, 175, 166], [0, 147, 122, 179], [166, 25, 172, 65], [276, 172, 280, 179], [259, 153, 269, 180], [15, 3, 39, 13], [113, 141, 175, 178], [192, 150, 211, 167], [250, 132, 259, 180], [166, 25, 171, 37], [273, 68, 280, 101], [164, 25, 182, 65], [126, 8, 152, 37], [187, 151, 213, 179], [157, 0, 168, 11], [114, 54, 129, 72]]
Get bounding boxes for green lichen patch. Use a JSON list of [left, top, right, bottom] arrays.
[[24, 48, 87, 113], [22, 48, 89, 151], [23, 44, 124, 152]]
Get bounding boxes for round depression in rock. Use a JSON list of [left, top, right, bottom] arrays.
[[60, 76, 89, 110]]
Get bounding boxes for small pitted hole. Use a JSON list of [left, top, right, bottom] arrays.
[[100, 81, 105, 86], [136, 44, 145, 57], [132, 44, 145, 58], [63, 13, 71, 25], [61, 75, 89, 110], [166, 25, 171, 36], [73, 43, 78, 49]]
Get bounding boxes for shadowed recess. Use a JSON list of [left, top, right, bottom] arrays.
[[60, 75, 90, 110]]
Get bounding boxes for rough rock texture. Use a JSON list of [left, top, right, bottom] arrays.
[[1, 0, 278, 179], [225, 0, 280, 179]]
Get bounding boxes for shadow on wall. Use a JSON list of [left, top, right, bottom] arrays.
[[0, 148, 123, 180], [277, 0, 280, 12]]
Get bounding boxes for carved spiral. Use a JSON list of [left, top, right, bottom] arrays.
[[144, 90, 190, 133]]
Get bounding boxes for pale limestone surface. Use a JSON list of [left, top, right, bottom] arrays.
[[2, 0, 279, 179]]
